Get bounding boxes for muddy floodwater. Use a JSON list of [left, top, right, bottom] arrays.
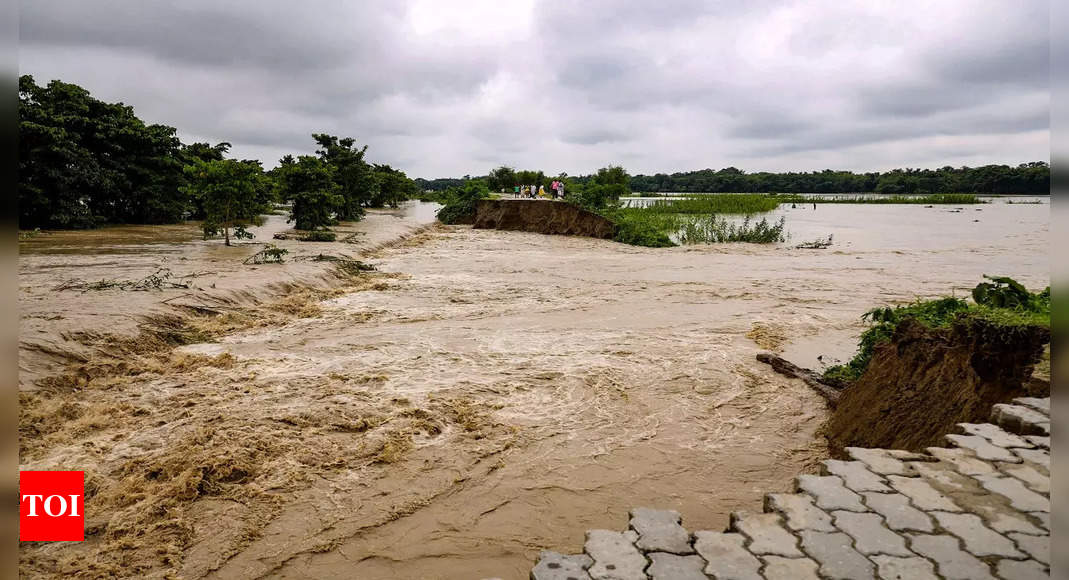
[[18, 200, 1048, 579]]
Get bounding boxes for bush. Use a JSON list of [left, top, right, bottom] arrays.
[[436, 179, 490, 224], [824, 277, 1050, 383], [613, 218, 675, 247], [675, 215, 786, 244]]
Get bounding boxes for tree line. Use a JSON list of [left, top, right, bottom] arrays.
[[418, 162, 1049, 196], [18, 75, 419, 241]]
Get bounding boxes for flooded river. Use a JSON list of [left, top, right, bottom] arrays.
[[18, 200, 1048, 579]]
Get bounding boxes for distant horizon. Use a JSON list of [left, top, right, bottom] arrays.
[[414, 161, 1051, 182]]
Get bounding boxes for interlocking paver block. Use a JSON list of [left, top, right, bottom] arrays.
[[798, 530, 874, 580], [1001, 462, 1050, 494], [532, 551, 593, 580], [629, 508, 693, 554], [1012, 447, 1050, 470], [996, 558, 1049, 580], [1024, 435, 1050, 449], [764, 493, 835, 532], [645, 552, 705, 580], [991, 404, 1049, 435], [930, 512, 1023, 558], [845, 448, 913, 476], [692, 531, 762, 580], [1010, 397, 1049, 416], [760, 556, 820, 580], [907, 533, 994, 580], [1008, 532, 1049, 565], [911, 462, 985, 494], [795, 475, 866, 512], [531, 396, 1052, 580], [870, 555, 938, 580], [887, 475, 960, 511], [972, 474, 1050, 512], [955, 493, 1046, 535], [861, 492, 934, 532], [730, 512, 802, 557], [1030, 511, 1049, 531], [584, 530, 647, 580], [925, 447, 996, 475], [831, 511, 912, 556], [957, 422, 1033, 448], [945, 434, 1020, 462], [823, 459, 890, 492]]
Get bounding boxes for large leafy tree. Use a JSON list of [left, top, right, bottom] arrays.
[[436, 179, 490, 224], [370, 164, 417, 208], [487, 165, 517, 191], [276, 155, 342, 231], [567, 165, 630, 210], [181, 159, 270, 245], [312, 134, 376, 221], [18, 75, 187, 228]]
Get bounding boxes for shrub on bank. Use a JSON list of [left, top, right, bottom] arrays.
[[824, 276, 1050, 383], [436, 179, 490, 224]]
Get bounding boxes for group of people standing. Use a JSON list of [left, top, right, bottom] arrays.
[[512, 181, 565, 200]]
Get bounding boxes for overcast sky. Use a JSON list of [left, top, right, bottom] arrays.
[[20, 0, 1049, 177]]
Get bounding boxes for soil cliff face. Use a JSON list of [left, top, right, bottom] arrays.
[[472, 200, 616, 238], [822, 318, 1049, 454]]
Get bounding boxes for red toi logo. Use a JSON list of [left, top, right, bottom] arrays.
[[19, 471, 84, 541]]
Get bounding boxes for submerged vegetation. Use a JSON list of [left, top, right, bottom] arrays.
[[676, 215, 786, 244], [603, 207, 786, 247], [777, 193, 985, 204], [824, 276, 1050, 383], [630, 194, 782, 214]]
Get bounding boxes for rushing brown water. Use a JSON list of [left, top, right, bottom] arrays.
[[18, 200, 1048, 579]]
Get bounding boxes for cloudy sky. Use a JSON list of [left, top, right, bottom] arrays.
[[20, 0, 1049, 178]]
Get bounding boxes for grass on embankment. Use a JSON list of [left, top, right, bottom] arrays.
[[824, 276, 1050, 384]]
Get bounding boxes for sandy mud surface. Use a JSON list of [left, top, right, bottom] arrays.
[[18, 202, 1048, 579]]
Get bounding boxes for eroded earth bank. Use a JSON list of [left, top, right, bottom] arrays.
[[19, 203, 1048, 579]]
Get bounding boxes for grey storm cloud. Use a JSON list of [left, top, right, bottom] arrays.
[[19, 0, 1049, 177]]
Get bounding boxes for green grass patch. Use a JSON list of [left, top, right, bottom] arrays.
[[779, 193, 985, 204], [824, 276, 1050, 383], [605, 208, 786, 247], [638, 194, 782, 214], [676, 215, 786, 244]]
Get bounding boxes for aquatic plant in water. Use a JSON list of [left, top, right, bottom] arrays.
[[778, 193, 985, 204], [675, 215, 786, 244], [639, 194, 782, 214]]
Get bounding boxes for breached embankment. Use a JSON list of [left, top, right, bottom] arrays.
[[472, 199, 616, 238], [821, 317, 1050, 454]]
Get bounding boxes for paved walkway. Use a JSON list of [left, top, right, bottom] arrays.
[[530, 397, 1050, 579]]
